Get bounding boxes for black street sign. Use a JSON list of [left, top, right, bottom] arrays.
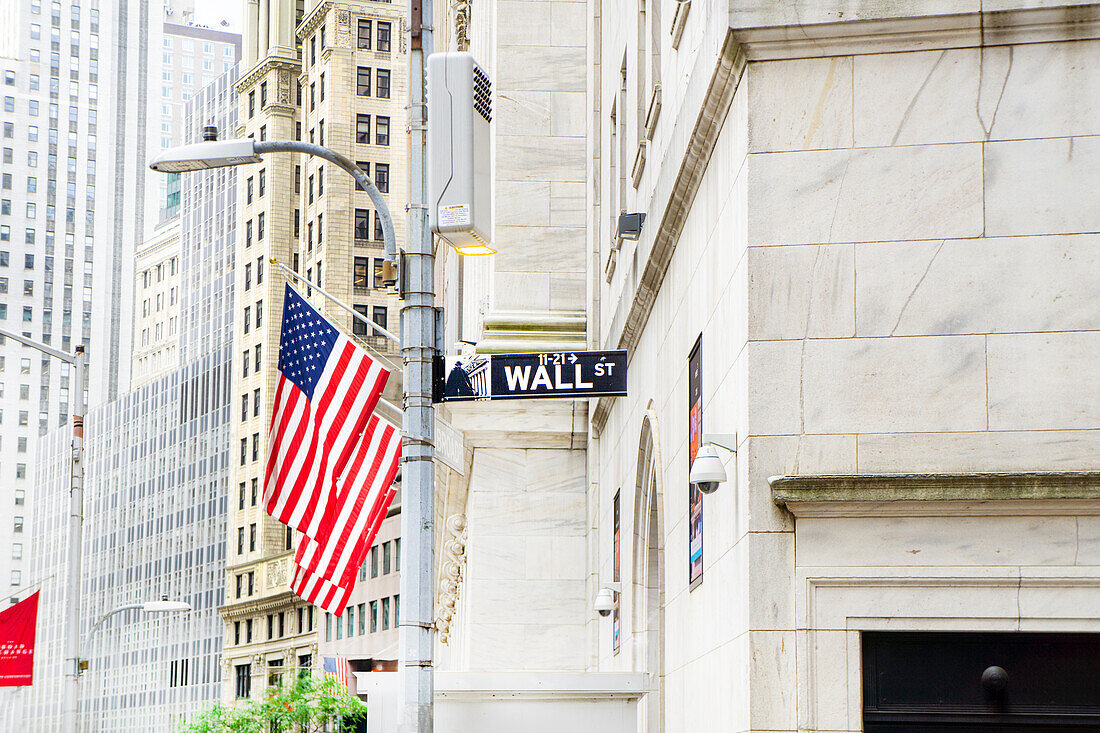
[[435, 350, 627, 402]]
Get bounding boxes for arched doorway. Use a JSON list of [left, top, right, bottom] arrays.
[[633, 410, 665, 733]]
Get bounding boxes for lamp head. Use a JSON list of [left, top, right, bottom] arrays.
[[149, 139, 262, 173]]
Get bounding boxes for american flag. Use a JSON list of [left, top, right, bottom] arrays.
[[322, 655, 350, 689], [295, 414, 401, 588], [264, 284, 390, 539]]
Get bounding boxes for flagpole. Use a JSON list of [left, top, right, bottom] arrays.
[[270, 258, 400, 344]]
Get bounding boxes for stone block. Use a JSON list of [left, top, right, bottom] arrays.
[[494, 272, 550, 311], [801, 335, 987, 434], [796, 515, 1078, 567], [856, 430, 1100, 473], [747, 243, 855, 340], [855, 235, 1100, 336], [853, 47, 992, 146], [749, 56, 853, 152], [985, 136, 1100, 237], [496, 1, 551, 47], [748, 144, 984, 246], [493, 225, 586, 273], [987, 331, 1100, 430], [496, 181, 551, 227]]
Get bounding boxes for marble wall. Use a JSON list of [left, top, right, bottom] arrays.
[[592, 5, 1100, 733]]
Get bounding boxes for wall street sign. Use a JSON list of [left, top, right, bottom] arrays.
[[435, 350, 628, 402]]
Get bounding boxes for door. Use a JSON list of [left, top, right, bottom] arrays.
[[863, 631, 1100, 732]]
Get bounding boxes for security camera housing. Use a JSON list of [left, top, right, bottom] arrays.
[[689, 444, 727, 493], [594, 588, 615, 617]]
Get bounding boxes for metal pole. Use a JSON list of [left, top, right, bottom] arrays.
[[62, 344, 86, 733], [401, 0, 435, 729]]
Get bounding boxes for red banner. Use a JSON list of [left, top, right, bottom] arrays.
[[0, 591, 38, 686]]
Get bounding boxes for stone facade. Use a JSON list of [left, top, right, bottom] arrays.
[[588, 2, 1100, 732], [221, 0, 407, 703]]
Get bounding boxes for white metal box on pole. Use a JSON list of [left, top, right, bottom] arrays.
[[427, 52, 494, 255]]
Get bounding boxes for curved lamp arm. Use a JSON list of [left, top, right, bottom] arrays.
[[254, 140, 398, 262]]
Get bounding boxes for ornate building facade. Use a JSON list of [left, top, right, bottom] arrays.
[[221, 0, 407, 703]]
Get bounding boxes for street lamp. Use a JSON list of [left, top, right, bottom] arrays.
[[150, 118, 438, 733], [0, 327, 86, 733], [77, 597, 192, 728], [149, 134, 397, 262], [79, 596, 194, 672]]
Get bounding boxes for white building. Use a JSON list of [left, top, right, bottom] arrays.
[[23, 65, 240, 731], [357, 1, 1100, 732]]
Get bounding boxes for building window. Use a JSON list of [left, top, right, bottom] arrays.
[[378, 22, 391, 52], [13, 516, 23, 533], [373, 258, 385, 288], [356, 67, 371, 96], [375, 163, 389, 193], [257, 213, 264, 240], [382, 597, 391, 630], [358, 603, 367, 635], [355, 161, 370, 191], [371, 545, 379, 577], [355, 114, 370, 144], [354, 255, 370, 286], [252, 478, 259, 506], [258, 169, 265, 197], [249, 523, 257, 552], [235, 664, 251, 699], [354, 211, 370, 243], [376, 115, 390, 146], [346, 606, 355, 638], [253, 388, 260, 417], [255, 344, 262, 372], [376, 68, 391, 99], [252, 432, 259, 461], [260, 81, 267, 108], [395, 537, 401, 570], [248, 90, 254, 118], [370, 600, 378, 633], [320, 72, 325, 101], [373, 306, 388, 332], [238, 482, 246, 510], [325, 613, 332, 642], [383, 541, 392, 574], [237, 526, 244, 554], [357, 19, 372, 49], [240, 438, 247, 466], [353, 305, 370, 336]]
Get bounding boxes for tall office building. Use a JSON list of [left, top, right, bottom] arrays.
[[220, 0, 406, 703], [0, 0, 115, 626], [157, 5, 241, 222], [23, 65, 240, 731]]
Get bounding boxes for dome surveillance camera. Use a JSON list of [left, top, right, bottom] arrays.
[[689, 443, 727, 494], [594, 587, 615, 617]]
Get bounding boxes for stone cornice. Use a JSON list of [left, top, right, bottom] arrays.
[[235, 56, 301, 96], [729, 3, 1100, 61], [297, 0, 333, 41], [220, 590, 300, 620], [771, 471, 1100, 517]]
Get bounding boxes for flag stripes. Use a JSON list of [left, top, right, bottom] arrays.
[[262, 284, 401, 617]]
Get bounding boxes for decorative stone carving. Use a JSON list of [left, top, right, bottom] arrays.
[[335, 9, 353, 47], [435, 514, 467, 645], [268, 558, 287, 588], [453, 0, 470, 51], [277, 70, 292, 104]]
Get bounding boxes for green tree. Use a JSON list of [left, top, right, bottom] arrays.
[[180, 674, 366, 733]]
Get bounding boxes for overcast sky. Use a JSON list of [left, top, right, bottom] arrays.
[[192, 0, 242, 33]]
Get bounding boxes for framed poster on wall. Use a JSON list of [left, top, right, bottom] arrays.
[[613, 489, 621, 655], [688, 335, 703, 589]]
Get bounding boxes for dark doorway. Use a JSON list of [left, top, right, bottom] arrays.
[[863, 631, 1100, 732]]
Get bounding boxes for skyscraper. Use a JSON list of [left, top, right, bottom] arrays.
[[221, 0, 407, 702], [24, 63, 241, 731]]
